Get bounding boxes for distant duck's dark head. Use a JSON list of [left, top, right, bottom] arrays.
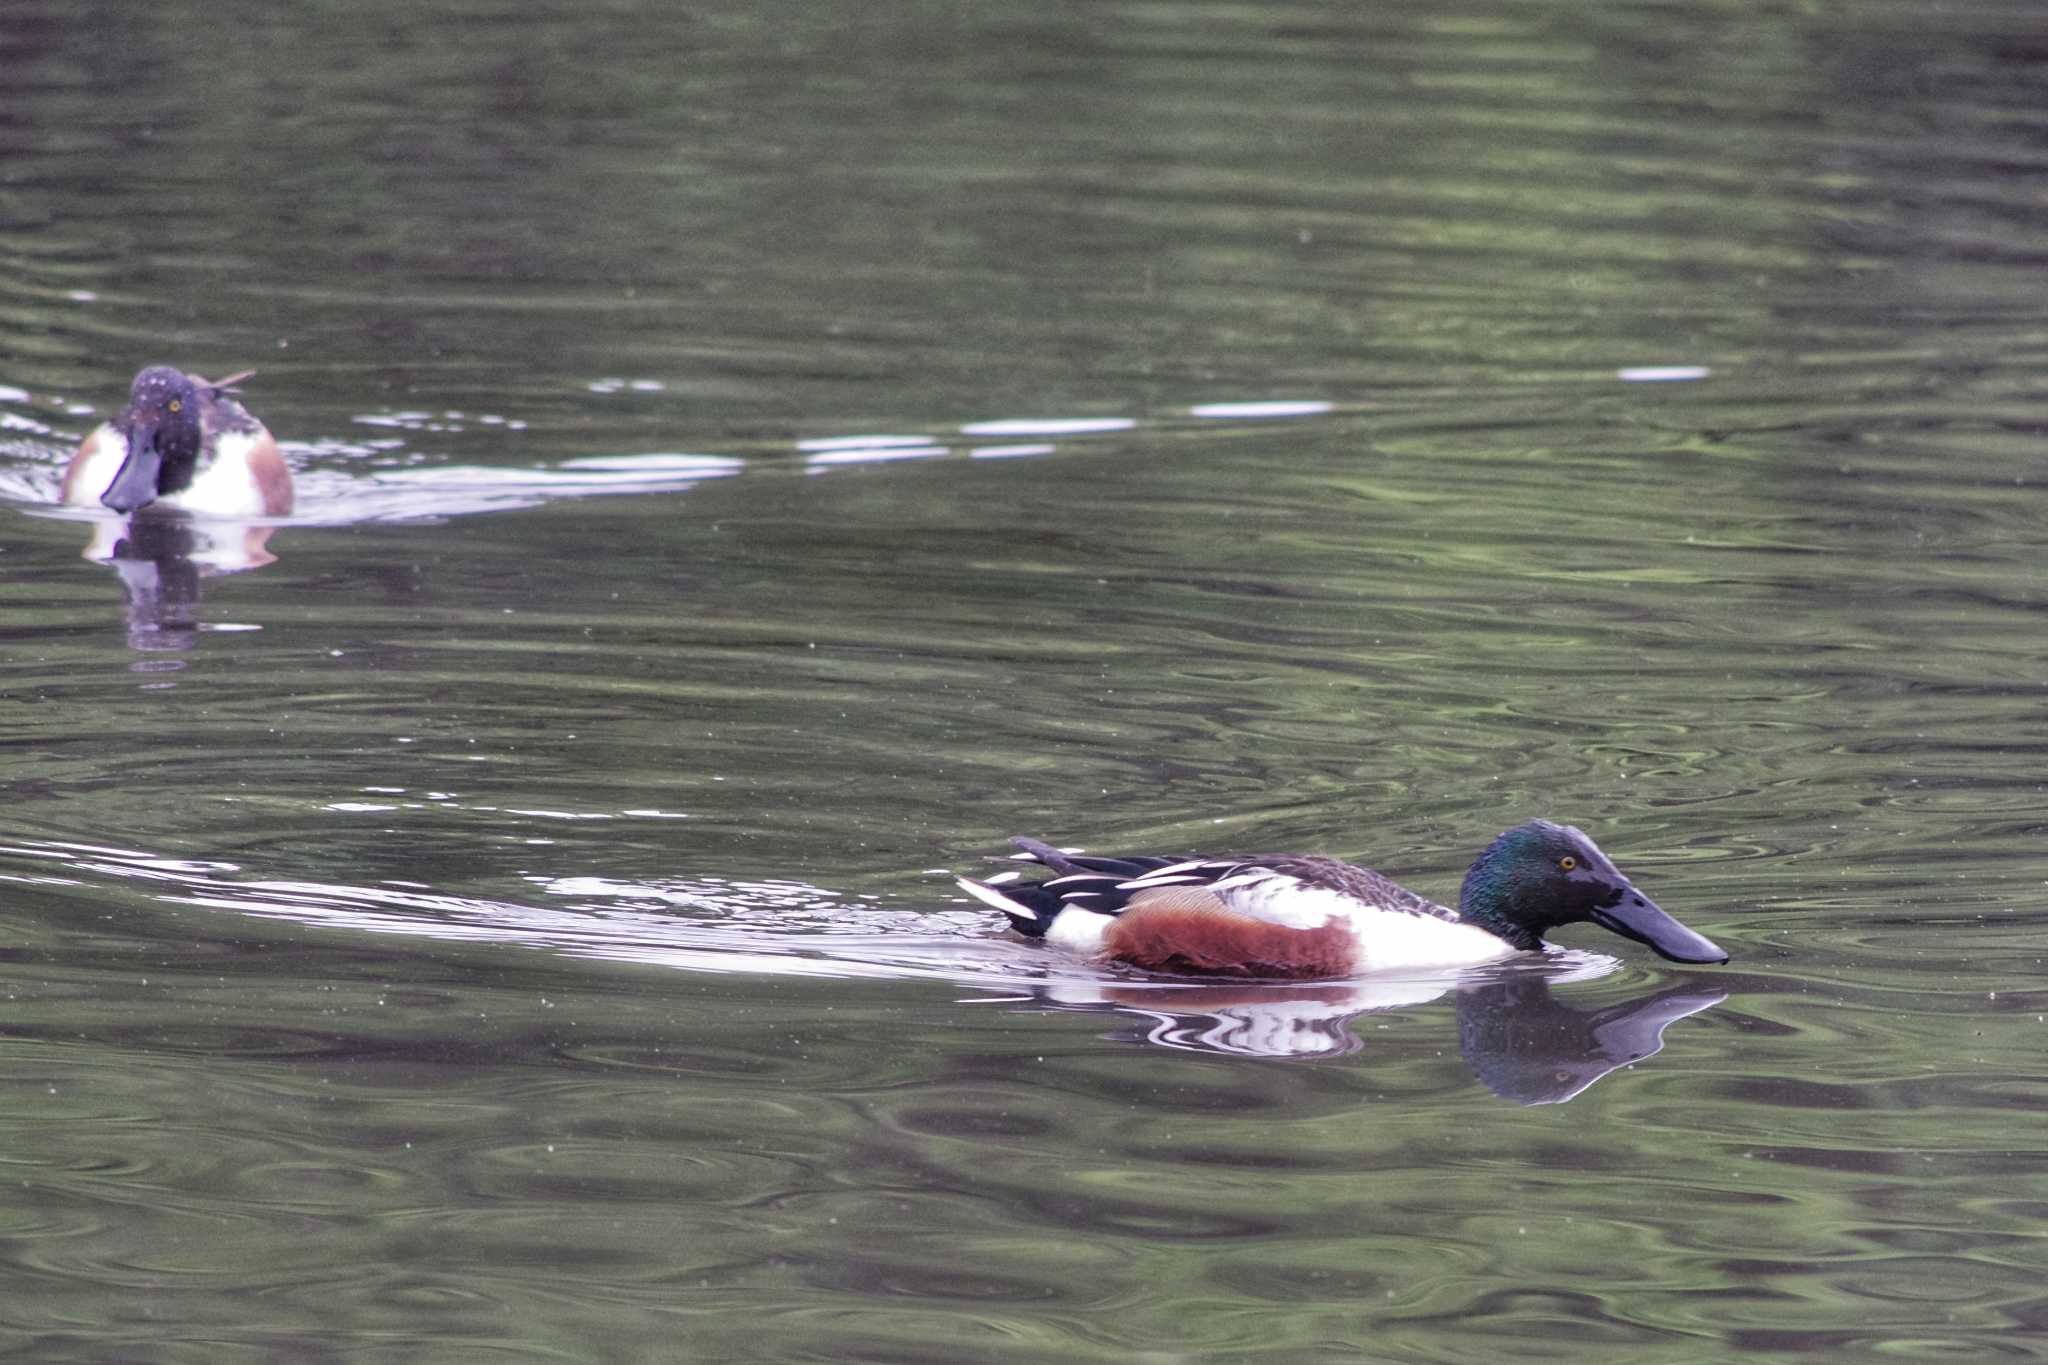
[[101, 366, 206, 514], [1458, 819, 1728, 964]]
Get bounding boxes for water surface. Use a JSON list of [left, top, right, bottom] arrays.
[[6, 1, 2048, 1360]]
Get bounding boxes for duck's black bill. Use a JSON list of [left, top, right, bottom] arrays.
[[101, 438, 162, 514], [1590, 888, 1729, 964]]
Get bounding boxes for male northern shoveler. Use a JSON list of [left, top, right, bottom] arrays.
[[62, 367, 292, 517], [957, 819, 1729, 979]]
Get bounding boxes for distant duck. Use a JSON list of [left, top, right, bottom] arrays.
[[958, 819, 1729, 979], [62, 366, 291, 517]]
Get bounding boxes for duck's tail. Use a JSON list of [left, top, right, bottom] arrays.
[[955, 836, 1096, 937], [955, 870, 1065, 937]]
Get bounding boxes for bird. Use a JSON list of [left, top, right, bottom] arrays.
[[957, 819, 1728, 979], [62, 366, 292, 517]]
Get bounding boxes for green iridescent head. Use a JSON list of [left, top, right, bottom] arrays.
[[1457, 819, 1727, 963]]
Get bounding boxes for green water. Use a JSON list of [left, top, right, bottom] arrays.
[[6, 1, 2048, 1360]]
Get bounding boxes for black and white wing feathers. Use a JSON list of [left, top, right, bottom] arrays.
[[962, 838, 1460, 936]]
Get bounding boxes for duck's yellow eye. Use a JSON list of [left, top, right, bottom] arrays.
[[167, 399, 182, 412], [1559, 856, 1577, 871]]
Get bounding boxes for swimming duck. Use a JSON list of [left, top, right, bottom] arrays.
[[957, 819, 1728, 979], [62, 366, 291, 517]]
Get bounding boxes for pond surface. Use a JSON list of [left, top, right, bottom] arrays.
[[6, 0, 2048, 1359]]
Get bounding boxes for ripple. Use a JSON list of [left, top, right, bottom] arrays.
[[804, 444, 949, 468], [1617, 366, 1712, 383], [1188, 400, 1333, 419], [795, 434, 937, 452], [958, 417, 1135, 436]]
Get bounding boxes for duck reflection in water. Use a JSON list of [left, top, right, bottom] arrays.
[[79, 509, 279, 658], [1005, 966, 1724, 1104]]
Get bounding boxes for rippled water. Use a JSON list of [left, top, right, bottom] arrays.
[[7, 0, 2048, 1359]]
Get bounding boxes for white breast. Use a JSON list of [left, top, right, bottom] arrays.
[[62, 424, 125, 506], [161, 428, 273, 517], [64, 425, 275, 517], [1340, 907, 1518, 971]]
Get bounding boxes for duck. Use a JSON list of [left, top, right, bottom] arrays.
[[62, 366, 292, 518], [957, 819, 1728, 979]]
